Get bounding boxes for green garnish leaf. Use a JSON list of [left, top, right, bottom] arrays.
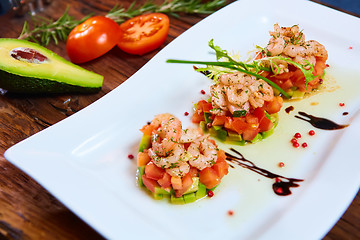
[[271, 56, 318, 88], [233, 110, 247, 117]]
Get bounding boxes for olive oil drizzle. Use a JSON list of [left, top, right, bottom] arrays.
[[225, 148, 303, 196]]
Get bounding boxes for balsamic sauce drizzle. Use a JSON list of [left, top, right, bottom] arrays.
[[225, 148, 303, 196], [295, 111, 349, 130], [285, 106, 294, 114]]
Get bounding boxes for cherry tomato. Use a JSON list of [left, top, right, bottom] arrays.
[[66, 16, 121, 63], [117, 13, 170, 55]]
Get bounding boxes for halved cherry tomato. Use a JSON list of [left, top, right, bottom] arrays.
[[66, 16, 121, 63], [117, 13, 170, 55]]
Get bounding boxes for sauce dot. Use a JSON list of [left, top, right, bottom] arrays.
[[290, 138, 298, 144], [326, 64, 330, 67], [308, 130, 315, 136], [128, 154, 134, 159], [293, 142, 300, 148], [207, 190, 214, 198], [200, 90, 206, 94], [339, 102, 345, 107], [184, 112, 189, 116], [227, 210, 234, 216], [301, 142, 308, 148], [294, 132, 301, 139], [278, 162, 285, 168], [349, 46, 353, 49]]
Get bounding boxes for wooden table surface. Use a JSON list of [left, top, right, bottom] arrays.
[[0, 0, 359, 239]]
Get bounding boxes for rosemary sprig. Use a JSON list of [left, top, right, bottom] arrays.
[[19, 7, 91, 45], [106, 0, 227, 23], [18, 0, 228, 45]]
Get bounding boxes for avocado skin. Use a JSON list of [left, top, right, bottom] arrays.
[[0, 69, 101, 94]]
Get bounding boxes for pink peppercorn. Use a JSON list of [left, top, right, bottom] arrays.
[[207, 190, 214, 197], [294, 132, 301, 139]]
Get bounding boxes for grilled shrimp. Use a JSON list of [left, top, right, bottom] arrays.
[[210, 83, 228, 111], [267, 37, 285, 56], [219, 72, 256, 87], [179, 127, 203, 143], [248, 80, 274, 108], [148, 143, 185, 169], [165, 161, 190, 177], [150, 113, 182, 157], [187, 136, 218, 170]]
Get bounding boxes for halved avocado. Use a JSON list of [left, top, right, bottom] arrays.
[[0, 38, 103, 94]]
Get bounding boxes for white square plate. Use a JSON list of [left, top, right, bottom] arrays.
[[5, 0, 360, 239]]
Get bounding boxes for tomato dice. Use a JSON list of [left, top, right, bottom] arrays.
[[145, 161, 165, 180], [157, 172, 171, 188], [137, 151, 151, 167], [199, 167, 220, 189], [212, 115, 227, 126], [171, 176, 182, 190], [212, 161, 229, 179], [264, 96, 283, 114], [66, 16, 121, 63], [231, 118, 249, 134], [117, 13, 170, 55], [175, 173, 193, 197], [142, 174, 159, 193]]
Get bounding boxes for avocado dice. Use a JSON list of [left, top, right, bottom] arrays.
[[183, 192, 196, 203], [195, 183, 207, 200], [170, 195, 185, 204], [137, 166, 145, 187], [138, 134, 151, 152], [0, 38, 103, 94]]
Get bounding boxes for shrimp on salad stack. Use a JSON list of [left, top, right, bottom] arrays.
[[192, 71, 283, 144], [137, 113, 229, 204], [257, 23, 328, 96]]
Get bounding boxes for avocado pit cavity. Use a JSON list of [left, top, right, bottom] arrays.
[[10, 47, 48, 64]]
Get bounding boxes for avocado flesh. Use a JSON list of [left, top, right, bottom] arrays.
[[0, 38, 103, 94]]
